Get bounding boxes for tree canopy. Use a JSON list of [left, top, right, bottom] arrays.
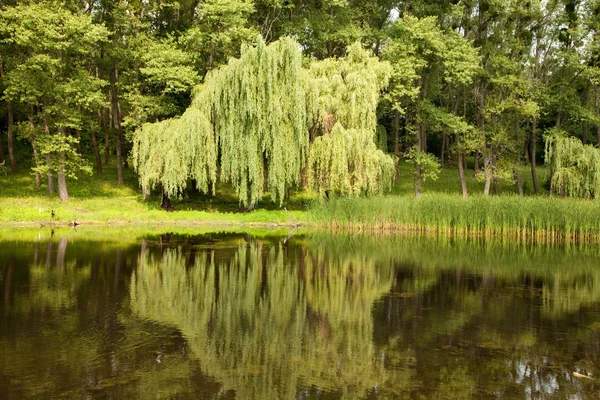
[[3, 0, 600, 203]]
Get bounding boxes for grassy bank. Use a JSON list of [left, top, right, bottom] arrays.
[[308, 194, 600, 241], [0, 161, 307, 226], [3, 157, 595, 241]]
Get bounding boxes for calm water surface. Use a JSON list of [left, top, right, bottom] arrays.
[[1, 229, 600, 399]]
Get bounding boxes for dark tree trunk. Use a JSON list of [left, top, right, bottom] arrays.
[[483, 151, 491, 196], [440, 132, 447, 168], [29, 106, 40, 188], [161, 190, 173, 211], [47, 154, 56, 195], [596, 88, 600, 147], [394, 109, 400, 157], [514, 113, 523, 197], [0, 124, 4, 164], [7, 100, 17, 173], [531, 116, 539, 195], [103, 107, 110, 165], [393, 109, 400, 183], [91, 115, 102, 174], [111, 66, 125, 185], [583, 80, 590, 144]]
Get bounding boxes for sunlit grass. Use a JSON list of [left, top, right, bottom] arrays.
[[307, 194, 600, 241]]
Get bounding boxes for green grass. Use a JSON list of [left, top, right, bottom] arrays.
[[307, 194, 600, 242], [0, 160, 307, 226], [1, 157, 593, 242]]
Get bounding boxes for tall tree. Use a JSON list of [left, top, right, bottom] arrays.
[[0, 2, 108, 200]]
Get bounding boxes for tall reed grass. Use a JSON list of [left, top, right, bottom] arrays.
[[307, 194, 600, 242]]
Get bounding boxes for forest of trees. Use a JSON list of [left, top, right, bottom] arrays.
[[3, 0, 600, 205]]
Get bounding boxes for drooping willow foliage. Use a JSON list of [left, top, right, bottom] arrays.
[[209, 37, 311, 208], [133, 37, 397, 206], [307, 43, 395, 197], [133, 36, 310, 208], [544, 130, 600, 198], [132, 98, 216, 198]]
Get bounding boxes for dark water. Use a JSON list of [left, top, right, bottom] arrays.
[[1, 230, 600, 399]]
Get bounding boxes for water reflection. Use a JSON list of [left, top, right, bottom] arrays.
[[0, 232, 599, 399]]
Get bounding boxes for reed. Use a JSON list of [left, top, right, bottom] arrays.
[[307, 194, 600, 242]]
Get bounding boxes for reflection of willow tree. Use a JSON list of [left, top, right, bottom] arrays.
[[130, 243, 394, 399]]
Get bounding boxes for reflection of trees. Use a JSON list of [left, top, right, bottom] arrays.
[[131, 243, 394, 399]]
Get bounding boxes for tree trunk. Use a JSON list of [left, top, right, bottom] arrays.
[[57, 165, 69, 202], [47, 154, 56, 195], [583, 80, 590, 144], [103, 107, 110, 165], [29, 106, 40, 188], [414, 162, 422, 198], [531, 116, 539, 195], [0, 123, 4, 164], [514, 112, 523, 196], [43, 117, 55, 194], [483, 175, 491, 195], [57, 127, 69, 202], [7, 100, 17, 173], [483, 152, 491, 196], [596, 88, 600, 147], [92, 112, 102, 174], [414, 117, 423, 198], [458, 151, 468, 198], [514, 168, 524, 197], [440, 132, 447, 168], [393, 109, 400, 183], [161, 190, 173, 211], [394, 109, 400, 157], [31, 142, 41, 189], [111, 66, 125, 185]]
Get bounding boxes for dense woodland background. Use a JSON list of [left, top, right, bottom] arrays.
[[2, 0, 600, 205]]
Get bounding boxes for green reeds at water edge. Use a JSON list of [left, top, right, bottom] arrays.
[[307, 194, 600, 242]]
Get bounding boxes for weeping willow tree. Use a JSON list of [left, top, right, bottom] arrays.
[[307, 43, 395, 197], [544, 129, 600, 198], [132, 99, 217, 199], [209, 37, 311, 209], [133, 36, 310, 209], [130, 242, 394, 399]]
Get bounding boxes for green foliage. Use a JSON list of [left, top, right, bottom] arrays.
[[307, 43, 395, 197], [134, 36, 309, 208], [308, 123, 395, 197], [405, 147, 441, 182], [33, 134, 92, 180], [544, 129, 600, 198], [209, 36, 310, 208]]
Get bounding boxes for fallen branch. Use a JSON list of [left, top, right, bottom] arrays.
[[283, 207, 301, 226]]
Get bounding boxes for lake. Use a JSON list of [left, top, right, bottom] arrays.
[[1, 228, 599, 399]]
